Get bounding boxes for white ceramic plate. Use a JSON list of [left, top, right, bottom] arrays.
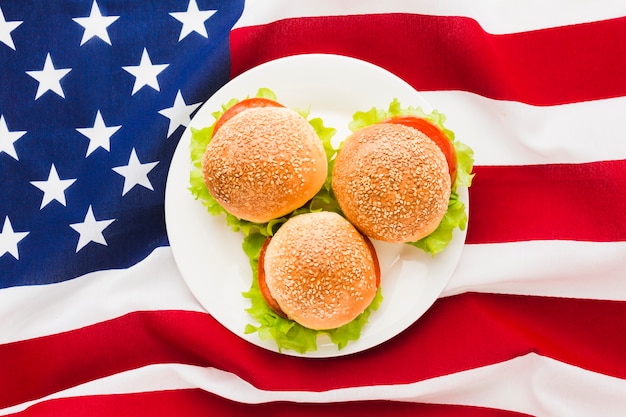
[[164, 54, 468, 358]]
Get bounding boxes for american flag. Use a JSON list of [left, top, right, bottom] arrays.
[[1, 1, 625, 416]]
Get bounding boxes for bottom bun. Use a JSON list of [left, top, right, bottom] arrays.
[[262, 211, 379, 330]]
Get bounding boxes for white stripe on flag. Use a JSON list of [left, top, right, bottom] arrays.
[[0, 247, 204, 345], [421, 93, 626, 166], [234, 0, 626, 34], [444, 241, 626, 301], [2, 353, 625, 417]]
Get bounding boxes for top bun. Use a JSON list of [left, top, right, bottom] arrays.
[[263, 211, 379, 330], [331, 123, 451, 243], [202, 106, 327, 223]]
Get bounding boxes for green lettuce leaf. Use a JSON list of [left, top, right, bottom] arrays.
[[348, 98, 475, 255]]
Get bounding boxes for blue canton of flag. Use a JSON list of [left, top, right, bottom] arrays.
[[0, 0, 244, 288]]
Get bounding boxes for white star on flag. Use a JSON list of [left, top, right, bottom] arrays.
[[70, 205, 115, 253], [25, 53, 72, 100], [170, 0, 217, 41], [0, 115, 26, 160], [76, 110, 121, 157], [30, 164, 77, 209], [0, 216, 29, 260], [158, 90, 202, 137], [122, 48, 169, 95], [112, 148, 159, 196], [0, 6, 22, 50], [72, 0, 120, 46]]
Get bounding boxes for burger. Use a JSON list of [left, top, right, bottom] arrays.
[[257, 211, 380, 330], [201, 98, 328, 223], [331, 100, 474, 252], [332, 122, 451, 243]]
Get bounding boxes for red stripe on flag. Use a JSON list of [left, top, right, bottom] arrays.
[[467, 160, 626, 243], [5, 388, 532, 417], [2, 293, 625, 409], [230, 14, 626, 105]]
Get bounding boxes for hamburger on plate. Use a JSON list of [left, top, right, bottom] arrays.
[[257, 211, 380, 330], [202, 99, 327, 223]]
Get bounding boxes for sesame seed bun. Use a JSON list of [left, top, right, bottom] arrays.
[[202, 107, 327, 223], [332, 123, 451, 243], [262, 211, 379, 330]]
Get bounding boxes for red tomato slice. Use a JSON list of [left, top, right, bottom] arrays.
[[380, 115, 457, 184], [363, 234, 381, 288], [213, 97, 284, 136], [257, 237, 288, 318]]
